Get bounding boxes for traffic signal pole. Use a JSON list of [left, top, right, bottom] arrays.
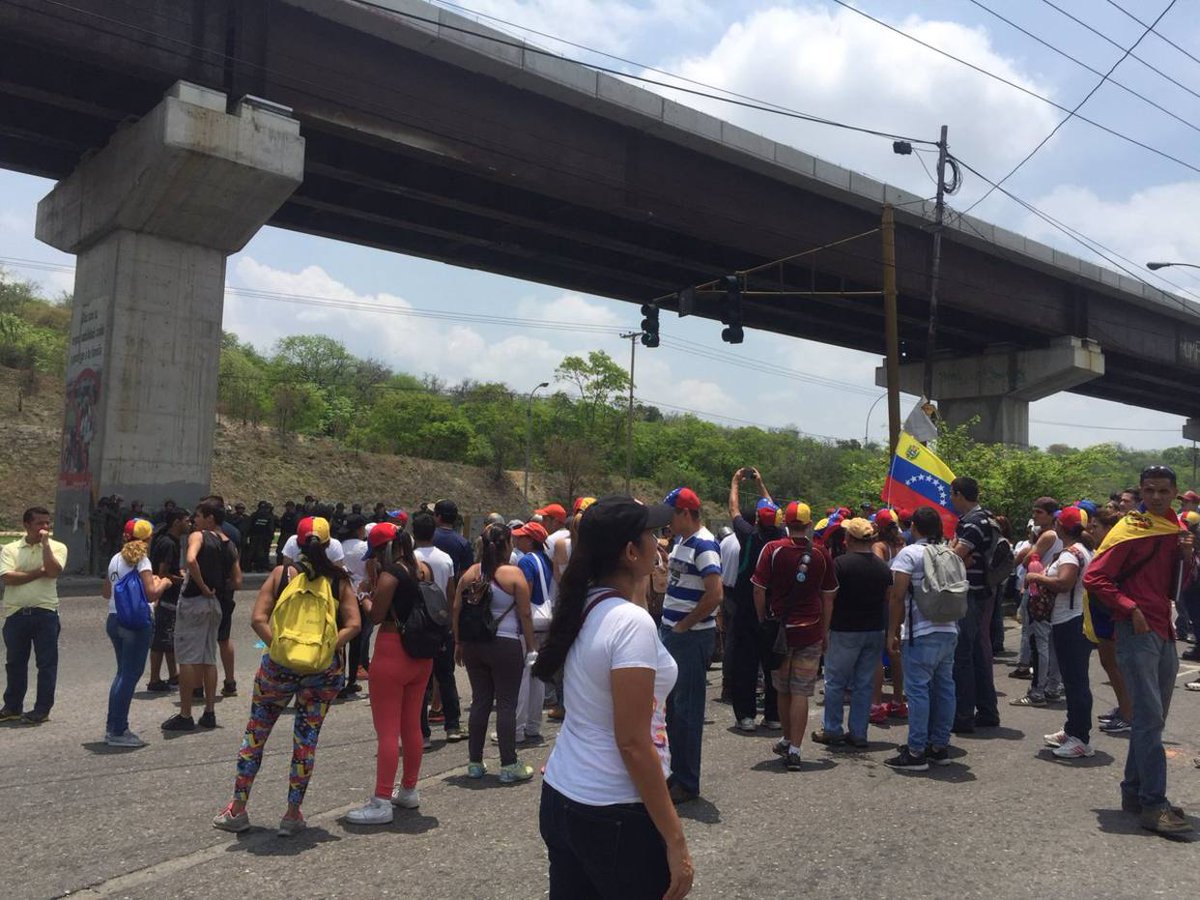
[[619, 329, 641, 494]]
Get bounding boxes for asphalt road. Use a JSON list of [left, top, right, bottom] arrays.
[[3, 592, 1199, 899]]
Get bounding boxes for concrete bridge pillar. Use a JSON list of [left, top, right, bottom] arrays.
[[35, 81, 304, 570], [877, 337, 1105, 447]]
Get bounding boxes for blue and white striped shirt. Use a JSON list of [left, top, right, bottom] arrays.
[[663, 527, 722, 630]]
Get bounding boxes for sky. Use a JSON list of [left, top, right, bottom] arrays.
[[3, 0, 1200, 449]]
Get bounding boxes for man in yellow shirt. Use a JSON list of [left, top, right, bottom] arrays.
[[1, 506, 68, 725]]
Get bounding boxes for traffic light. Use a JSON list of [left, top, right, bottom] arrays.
[[720, 275, 743, 344], [640, 303, 660, 347]]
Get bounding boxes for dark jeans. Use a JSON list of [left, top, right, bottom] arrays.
[[105, 613, 152, 735], [661, 625, 716, 795], [728, 613, 778, 723], [3, 607, 60, 715], [1183, 583, 1200, 646], [540, 782, 669, 900], [462, 638, 523, 766], [1051, 615, 1094, 743], [953, 590, 998, 726], [421, 641, 462, 736], [1115, 621, 1178, 810], [991, 583, 1005, 653]]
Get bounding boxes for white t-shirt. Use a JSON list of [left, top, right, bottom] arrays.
[[544, 589, 678, 806], [890, 541, 959, 641], [281, 535, 345, 564], [545, 528, 571, 564], [1049, 544, 1091, 625], [341, 537, 368, 591], [415, 544, 454, 596], [107, 552, 153, 615], [719, 532, 740, 588], [1013, 539, 1031, 592]]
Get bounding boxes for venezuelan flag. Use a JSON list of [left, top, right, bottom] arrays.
[[1083, 508, 1182, 642], [881, 432, 958, 537]]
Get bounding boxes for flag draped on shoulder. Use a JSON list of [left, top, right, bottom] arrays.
[[882, 432, 958, 537], [1095, 510, 1182, 555]]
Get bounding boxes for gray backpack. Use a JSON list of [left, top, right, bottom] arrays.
[[912, 543, 969, 626]]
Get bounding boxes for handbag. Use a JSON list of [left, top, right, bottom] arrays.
[[529, 552, 554, 632]]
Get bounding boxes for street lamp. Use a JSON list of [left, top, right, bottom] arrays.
[[1147, 261, 1200, 271], [864, 393, 887, 445], [524, 381, 550, 504]]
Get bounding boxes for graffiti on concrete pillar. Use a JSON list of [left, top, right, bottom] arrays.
[[60, 367, 99, 488]]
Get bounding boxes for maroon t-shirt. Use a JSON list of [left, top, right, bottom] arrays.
[[751, 536, 838, 647]]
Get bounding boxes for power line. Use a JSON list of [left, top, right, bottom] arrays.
[[1035, 0, 1200, 104], [826, 0, 1200, 177], [1103, 0, 1200, 69], [965, 0, 1200, 137], [1030, 418, 1181, 433], [962, 0, 1178, 216]]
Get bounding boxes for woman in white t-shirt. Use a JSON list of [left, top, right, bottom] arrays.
[[1024, 506, 1095, 760], [101, 518, 169, 748], [533, 496, 693, 900]]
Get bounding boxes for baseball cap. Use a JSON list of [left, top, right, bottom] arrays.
[[341, 513, 368, 535], [1180, 490, 1200, 503], [296, 516, 331, 545], [1057, 507, 1088, 530], [578, 496, 674, 554], [573, 497, 597, 514], [433, 499, 459, 521], [785, 502, 813, 526], [842, 517, 877, 540], [875, 509, 896, 528], [388, 509, 409, 527], [124, 518, 153, 540], [1077, 499, 1099, 517], [512, 522, 549, 543], [485, 512, 506, 527], [535, 503, 568, 521], [755, 498, 779, 526], [363, 521, 398, 560], [1184, 510, 1200, 529], [664, 487, 701, 511]]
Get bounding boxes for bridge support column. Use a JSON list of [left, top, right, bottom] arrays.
[[35, 81, 304, 570], [877, 337, 1104, 447]]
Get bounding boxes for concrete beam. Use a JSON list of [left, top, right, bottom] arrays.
[[876, 337, 1105, 447], [38, 81, 304, 571]]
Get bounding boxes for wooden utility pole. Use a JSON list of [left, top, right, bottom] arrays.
[[619, 330, 640, 493], [923, 124, 949, 402], [882, 204, 901, 456]]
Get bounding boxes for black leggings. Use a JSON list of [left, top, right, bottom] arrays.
[[462, 638, 523, 765]]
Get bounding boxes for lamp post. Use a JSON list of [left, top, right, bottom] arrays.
[[524, 381, 550, 505], [864, 393, 887, 446], [1147, 261, 1200, 271]]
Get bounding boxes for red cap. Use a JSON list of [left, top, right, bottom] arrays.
[[1180, 491, 1200, 502], [875, 509, 895, 528], [1057, 506, 1086, 531], [756, 505, 778, 526], [535, 503, 567, 521], [664, 487, 701, 511], [368, 522, 398, 549], [513, 522, 549, 543], [296, 516, 331, 545]]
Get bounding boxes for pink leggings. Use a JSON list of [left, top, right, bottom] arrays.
[[370, 632, 433, 796]]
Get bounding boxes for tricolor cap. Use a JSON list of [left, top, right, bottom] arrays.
[[785, 502, 813, 526], [1077, 499, 1099, 517], [1056, 506, 1088, 531], [388, 509, 409, 527], [535, 503, 568, 521], [1184, 510, 1200, 529], [814, 517, 830, 534], [296, 516, 331, 546], [875, 509, 896, 528], [124, 518, 153, 541], [755, 498, 779, 525], [362, 521, 398, 560], [573, 496, 597, 514], [664, 487, 701, 511]]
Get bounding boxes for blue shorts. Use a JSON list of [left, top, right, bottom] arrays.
[[1089, 598, 1114, 641]]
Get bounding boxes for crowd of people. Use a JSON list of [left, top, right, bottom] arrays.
[[2, 460, 1198, 897]]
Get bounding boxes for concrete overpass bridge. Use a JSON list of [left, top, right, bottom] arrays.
[[1, 0, 1197, 564]]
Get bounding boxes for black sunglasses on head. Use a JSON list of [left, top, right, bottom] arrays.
[[1140, 465, 1177, 483]]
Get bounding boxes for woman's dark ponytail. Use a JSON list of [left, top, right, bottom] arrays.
[[533, 539, 606, 680], [480, 523, 509, 581]]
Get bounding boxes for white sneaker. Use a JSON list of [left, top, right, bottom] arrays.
[[106, 731, 147, 748], [736, 717, 757, 732], [761, 719, 782, 730], [345, 796, 394, 825], [1043, 729, 1068, 748], [391, 786, 420, 809], [1052, 736, 1095, 759]]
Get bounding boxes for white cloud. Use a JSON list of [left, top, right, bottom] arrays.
[[653, 6, 1059, 200]]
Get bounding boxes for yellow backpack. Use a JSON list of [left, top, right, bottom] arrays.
[[268, 567, 339, 675]]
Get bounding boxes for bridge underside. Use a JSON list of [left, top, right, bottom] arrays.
[[1, 0, 1198, 418]]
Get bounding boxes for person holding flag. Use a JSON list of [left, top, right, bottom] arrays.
[[1083, 465, 1194, 836]]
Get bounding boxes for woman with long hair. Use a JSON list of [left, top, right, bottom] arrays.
[[535, 496, 693, 899], [870, 510, 907, 722], [101, 518, 169, 748], [346, 524, 436, 825], [454, 523, 538, 783], [1085, 507, 1133, 733], [212, 517, 360, 837]]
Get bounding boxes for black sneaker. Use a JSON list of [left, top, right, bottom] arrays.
[[844, 734, 870, 749], [221, 680, 238, 697], [162, 714, 195, 732], [951, 720, 976, 735], [146, 680, 171, 693], [0, 707, 21, 723], [168, 675, 180, 687], [973, 714, 1001, 728], [20, 710, 48, 726], [785, 750, 803, 771], [926, 745, 952, 766], [885, 746, 929, 771], [198, 710, 217, 729]]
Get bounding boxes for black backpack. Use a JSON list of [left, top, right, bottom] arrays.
[[458, 576, 514, 643], [395, 568, 453, 659]]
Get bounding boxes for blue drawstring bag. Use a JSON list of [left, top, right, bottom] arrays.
[[113, 568, 152, 631]]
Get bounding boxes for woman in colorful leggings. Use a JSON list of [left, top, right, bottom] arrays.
[[212, 517, 360, 837], [346, 525, 434, 825]]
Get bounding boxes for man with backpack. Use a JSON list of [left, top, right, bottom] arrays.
[[949, 477, 1002, 734], [751, 501, 838, 771], [885, 506, 965, 771], [413, 513, 464, 744]]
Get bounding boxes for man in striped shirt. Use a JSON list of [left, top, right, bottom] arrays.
[[661, 487, 723, 804]]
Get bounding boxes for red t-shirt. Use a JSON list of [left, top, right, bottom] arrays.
[[751, 537, 838, 647]]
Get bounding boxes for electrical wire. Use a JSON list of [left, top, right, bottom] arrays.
[[827, 0, 1200, 177], [965, 0, 1200, 138], [1103, 0, 1200, 69], [1029, 418, 1181, 433]]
